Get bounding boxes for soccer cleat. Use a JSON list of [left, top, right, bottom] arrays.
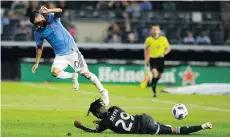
[[201, 122, 212, 129], [101, 89, 109, 106], [153, 94, 157, 98], [72, 73, 79, 91]]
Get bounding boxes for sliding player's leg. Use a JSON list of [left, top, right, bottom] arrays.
[[140, 114, 161, 134], [171, 122, 212, 134], [51, 55, 79, 90], [142, 115, 212, 135], [159, 122, 212, 135]]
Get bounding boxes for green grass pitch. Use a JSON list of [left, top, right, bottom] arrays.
[[2, 81, 230, 137]]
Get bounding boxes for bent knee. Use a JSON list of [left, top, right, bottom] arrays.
[[81, 71, 90, 79], [152, 69, 158, 78], [158, 73, 162, 78], [51, 68, 61, 77]]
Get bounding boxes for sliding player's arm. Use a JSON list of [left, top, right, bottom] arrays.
[[77, 125, 99, 133], [74, 120, 107, 133], [163, 37, 171, 56]]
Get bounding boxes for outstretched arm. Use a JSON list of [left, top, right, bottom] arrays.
[[49, 8, 62, 13], [39, 6, 62, 16], [32, 45, 43, 73], [77, 125, 99, 133], [74, 120, 105, 133]]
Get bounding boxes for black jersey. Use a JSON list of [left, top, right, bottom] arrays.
[[96, 106, 143, 134]]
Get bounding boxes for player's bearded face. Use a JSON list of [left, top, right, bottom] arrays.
[[34, 14, 47, 29], [94, 112, 102, 119]]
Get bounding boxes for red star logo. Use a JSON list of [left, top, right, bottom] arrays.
[[179, 67, 199, 86]]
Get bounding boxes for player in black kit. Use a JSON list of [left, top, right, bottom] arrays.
[[74, 98, 212, 134]]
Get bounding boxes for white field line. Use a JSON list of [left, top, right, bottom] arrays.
[[1, 104, 168, 110], [23, 82, 99, 95], [150, 99, 230, 112], [13, 82, 230, 113], [133, 98, 230, 112]]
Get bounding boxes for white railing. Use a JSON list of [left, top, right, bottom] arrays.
[[21, 58, 230, 67], [1, 41, 230, 52]]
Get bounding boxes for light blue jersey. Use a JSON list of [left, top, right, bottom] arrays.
[[34, 13, 77, 56]]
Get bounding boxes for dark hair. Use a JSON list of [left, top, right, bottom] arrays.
[[29, 11, 40, 24], [152, 24, 160, 27], [87, 98, 104, 116]]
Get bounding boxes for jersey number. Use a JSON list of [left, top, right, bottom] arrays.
[[74, 61, 79, 69], [115, 112, 134, 131]]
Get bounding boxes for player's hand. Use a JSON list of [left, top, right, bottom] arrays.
[[74, 120, 83, 128], [39, 6, 50, 14], [93, 120, 101, 124], [32, 63, 39, 73]]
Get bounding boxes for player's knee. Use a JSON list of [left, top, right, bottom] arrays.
[[51, 68, 61, 77], [158, 73, 162, 79], [153, 74, 158, 78], [81, 71, 91, 79], [152, 69, 158, 78]]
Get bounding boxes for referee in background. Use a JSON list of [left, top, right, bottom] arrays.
[[144, 25, 171, 97]]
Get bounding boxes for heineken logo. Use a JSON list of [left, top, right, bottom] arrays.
[[98, 67, 144, 82], [98, 67, 176, 83], [179, 67, 199, 85], [98, 66, 200, 85], [21, 63, 230, 85]]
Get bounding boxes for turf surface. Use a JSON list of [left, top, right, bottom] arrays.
[[2, 81, 230, 137]]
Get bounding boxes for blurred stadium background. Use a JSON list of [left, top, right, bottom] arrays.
[[1, 1, 230, 89], [1, 1, 230, 137]]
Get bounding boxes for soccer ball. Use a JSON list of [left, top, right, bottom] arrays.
[[172, 103, 188, 120]]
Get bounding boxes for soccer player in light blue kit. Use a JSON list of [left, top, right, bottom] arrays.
[[29, 6, 109, 106]]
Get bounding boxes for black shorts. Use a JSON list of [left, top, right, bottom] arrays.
[[150, 57, 165, 73], [141, 114, 172, 134]]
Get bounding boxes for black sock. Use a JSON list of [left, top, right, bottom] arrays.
[[178, 125, 202, 134], [156, 78, 160, 83], [151, 78, 158, 95]]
